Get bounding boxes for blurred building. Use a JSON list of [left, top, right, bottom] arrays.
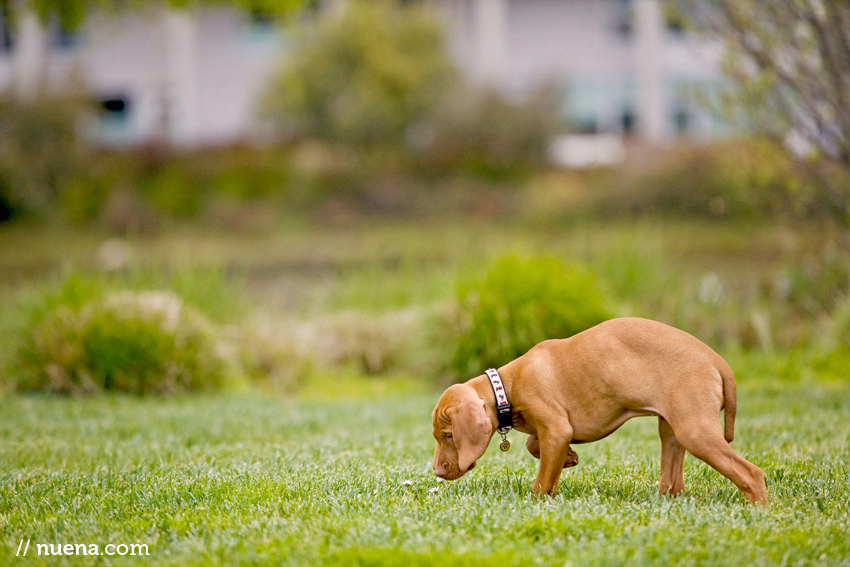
[[437, 0, 725, 166], [0, 0, 724, 158], [0, 8, 285, 147], [439, 0, 725, 140]]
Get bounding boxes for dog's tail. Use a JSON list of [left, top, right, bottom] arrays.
[[719, 361, 737, 443]]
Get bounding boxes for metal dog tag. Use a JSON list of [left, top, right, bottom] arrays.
[[500, 439, 511, 452]]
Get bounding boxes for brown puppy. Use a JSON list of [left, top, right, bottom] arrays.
[[431, 317, 768, 505]]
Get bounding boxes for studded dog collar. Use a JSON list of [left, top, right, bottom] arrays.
[[485, 368, 513, 451]]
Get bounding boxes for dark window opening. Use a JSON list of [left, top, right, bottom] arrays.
[[674, 108, 689, 133], [100, 97, 129, 116], [621, 109, 635, 134], [95, 95, 132, 143]]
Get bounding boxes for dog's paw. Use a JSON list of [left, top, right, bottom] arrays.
[[563, 447, 579, 468]]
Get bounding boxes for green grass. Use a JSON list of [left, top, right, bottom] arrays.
[[0, 218, 791, 315], [2, 217, 848, 565], [2, 376, 849, 566]]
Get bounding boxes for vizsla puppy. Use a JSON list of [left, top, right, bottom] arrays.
[[431, 317, 768, 505]]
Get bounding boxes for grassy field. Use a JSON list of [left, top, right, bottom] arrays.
[[0, 217, 791, 314], [2, 376, 849, 566], [2, 218, 849, 565]]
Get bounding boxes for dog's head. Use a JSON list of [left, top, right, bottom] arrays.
[[431, 384, 493, 480]]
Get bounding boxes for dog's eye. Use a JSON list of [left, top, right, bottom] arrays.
[[443, 433, 453, 440]]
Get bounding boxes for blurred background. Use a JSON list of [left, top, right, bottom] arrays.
[[1, 0, 848, 396]]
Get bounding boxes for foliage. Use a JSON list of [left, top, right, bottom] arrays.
[[21, 0, 307, 30], [783, 230, 850, 318], [3, 267, 252, 394], [678, 0, 850, 220], [140, 162, 207, 219], [260, 1, 563, 183], [0, 94, 90, 221], [418, 86, 561, 180], [4, 217, 850, 392], [599, 139, 819, 219], [11, 289, 230, 394], [134, 148, 294, 221], [260, 0, 456, 147], [451, 255, 612, 378], [0, 143, 296, 228]]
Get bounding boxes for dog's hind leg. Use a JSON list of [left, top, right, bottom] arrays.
[[671, 417, 768, 506], [527, 434, 579, 468], [658, 417, 686, 496], [526, 434, 541, 458]]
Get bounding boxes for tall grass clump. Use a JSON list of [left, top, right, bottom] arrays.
[[451, 255, 611, 378], [11, 290, 230, 394], [4, 270, 246, 395]]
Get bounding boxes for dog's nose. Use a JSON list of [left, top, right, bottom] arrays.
[[435, 462, 448, 477]]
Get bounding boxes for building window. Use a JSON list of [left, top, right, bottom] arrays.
[[674, 107, 689, 133], [621, 108, 635, 134], [101, 98, 128, 115], [96, 95, 132, 144]]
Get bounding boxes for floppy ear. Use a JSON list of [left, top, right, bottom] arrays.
[[451, 399, 493, 472]]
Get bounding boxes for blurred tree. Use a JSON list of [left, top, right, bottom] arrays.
[[421, 85, 561, 180], [259, 0, 456, 148], [9, 0, 307, 30], [0, 93, 90, 219], [679, 0, 850, 218]]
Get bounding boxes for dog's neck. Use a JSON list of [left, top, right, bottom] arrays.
[[468, 369, 515, 433]]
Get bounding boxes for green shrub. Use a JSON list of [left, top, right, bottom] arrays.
[[141, 164, 207, 219], [420, 86, 561, 180], [4, 268, 249, 395], [601, 139, 816, 220], [207, 150, 291, 201], [0, 94, 90, 222], [60, 175, 111, 224], [12, 290, 230, 394], [451, 255, 612, 378], [784, 233, 850, 317], [260, 0, 456, 147]]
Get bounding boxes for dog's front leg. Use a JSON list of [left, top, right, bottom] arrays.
[[531, 422, 574, 497]]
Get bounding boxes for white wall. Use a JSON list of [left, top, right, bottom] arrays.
[[0, 7, 286, 147], [438, 0, 723, 140], [0, 1, 724, 147]]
